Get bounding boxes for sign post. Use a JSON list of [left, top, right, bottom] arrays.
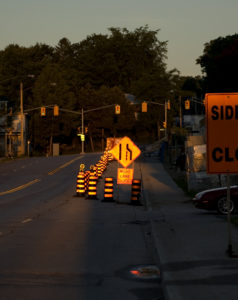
[[206, 93, 238, 256]]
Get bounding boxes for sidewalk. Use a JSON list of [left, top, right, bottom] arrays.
[[140, 157, 238, 300]]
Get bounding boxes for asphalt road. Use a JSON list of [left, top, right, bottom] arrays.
[[0, 154, 163, 300]]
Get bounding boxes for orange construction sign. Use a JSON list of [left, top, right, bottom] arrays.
[[206, 93, 238, 174], [110, 136, 141, 168], [117, 168, 134, 184]]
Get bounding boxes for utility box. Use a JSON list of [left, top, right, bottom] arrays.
[[53, 143, 59, 156]]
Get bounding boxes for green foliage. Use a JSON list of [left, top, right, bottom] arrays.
[[0, 25, 186, 153], [197, 34, 238, 92]]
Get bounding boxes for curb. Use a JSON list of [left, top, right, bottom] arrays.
[[140, 161, 171, 300]]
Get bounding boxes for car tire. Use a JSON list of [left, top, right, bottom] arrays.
[[216, 196, 235, 215]]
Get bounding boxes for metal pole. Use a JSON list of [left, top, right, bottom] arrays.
[[20, 82, 25, 156], [179, 96, 182, 128], [227, 173, 233, 256], [164, 101, 167, 138], [81, 107, 85, 154]]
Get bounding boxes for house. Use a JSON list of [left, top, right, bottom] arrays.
[[0, 100, 27, 157]]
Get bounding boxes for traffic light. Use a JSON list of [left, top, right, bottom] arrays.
[[185, 100, 190, 110], [53, 105, 59, 116], [167, 100, 171, 110], [85, 127, 88, 133], [41, 107, 46, 116], [115, 105, 120, 114], [141, 101, 147, 112], [163, 121, 167, 128]]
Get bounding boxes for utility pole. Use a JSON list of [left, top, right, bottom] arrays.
[[179, 96, 182, 128], [81, 107, 85, 154], [20, 82, 25, 156], [164, 100, 167, 138]]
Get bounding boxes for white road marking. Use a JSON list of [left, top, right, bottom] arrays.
[[22, 218, 32, 224], [48, 156, 83, 175]]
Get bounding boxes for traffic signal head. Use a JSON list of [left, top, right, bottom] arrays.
[[167, 100, 171, 110], [163, 121, 167, 128], [115, 105, 120, 114], [41, 107, 46, 116], [142, 101, 147, 112], [185, 100, 190, 110], [53, 105, 59, 116]]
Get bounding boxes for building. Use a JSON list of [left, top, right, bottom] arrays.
[[0, 100, 27, 157]]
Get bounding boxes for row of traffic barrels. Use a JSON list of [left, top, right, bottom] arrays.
[[103, 177, 142, 205], [76, 151, 142, 204], [76, 151, 114, 199]]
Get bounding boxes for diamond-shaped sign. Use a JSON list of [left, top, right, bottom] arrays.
[[110, 136, 141, 168]]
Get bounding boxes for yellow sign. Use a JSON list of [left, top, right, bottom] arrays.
[[117, 168, 134, 185], [110, 136, 141, 168], [206, 93, 238, 174]]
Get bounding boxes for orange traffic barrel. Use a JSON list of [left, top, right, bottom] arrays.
[[76, 171, 85, 197], [97, 164, 103, 178], [103, 177, 114, 202], [131, 179, 142, 205], [87, 173, 98, 199]]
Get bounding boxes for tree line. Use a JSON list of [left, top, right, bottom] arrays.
[[0, 26, 237, 153]]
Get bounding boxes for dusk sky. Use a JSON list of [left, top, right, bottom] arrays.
[[1, 0, 238, 76]]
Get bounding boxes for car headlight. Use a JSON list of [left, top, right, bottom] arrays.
[[193, 191, 207, 200]]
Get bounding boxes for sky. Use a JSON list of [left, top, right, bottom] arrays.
[[0, 0, 238, 77]]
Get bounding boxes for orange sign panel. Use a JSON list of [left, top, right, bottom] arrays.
[[117, 168, 134, 185], [206, 93, 238, 174], [110, 136, 141, 168]]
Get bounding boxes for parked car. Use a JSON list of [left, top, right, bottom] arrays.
[[192, 185, 238, 215]]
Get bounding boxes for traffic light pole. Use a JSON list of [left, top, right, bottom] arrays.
[[25, 103, 116, 155], [164, 100, 167, 138], [148, 101, 167, 138], [20, 82, 25, 156], [81, 107, 84, 154], [179, 96, 182, 128]]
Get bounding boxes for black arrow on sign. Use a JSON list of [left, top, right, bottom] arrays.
[[126, 144, 132, 160]]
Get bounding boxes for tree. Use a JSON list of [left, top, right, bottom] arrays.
[[0, 43, 54, 111], [197, 34, 238, 92], [31, 63, 78, 152], [73, 26, 169, 92], [0, 26, 181, 153]]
